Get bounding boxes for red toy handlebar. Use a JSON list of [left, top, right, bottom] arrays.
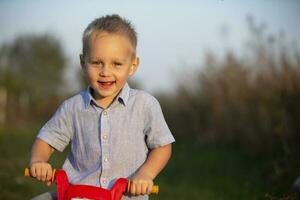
[[24, 168, 159, 200]]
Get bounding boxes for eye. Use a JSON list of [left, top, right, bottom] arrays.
[[91, 60, 101, 65], [89, 60, 103, 67], [113, 62, 123, 67]]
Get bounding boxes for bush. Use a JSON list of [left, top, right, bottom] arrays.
[[157, 17, 300, 196]]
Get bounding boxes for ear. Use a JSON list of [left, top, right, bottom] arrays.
[[129, 57, 139, 76], [80, 54, 85, 69]]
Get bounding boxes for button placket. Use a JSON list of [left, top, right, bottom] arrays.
[[100, 109, 111, 187]]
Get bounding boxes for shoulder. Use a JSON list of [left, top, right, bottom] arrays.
[[129, 88, 160, 107], [127, 88, 163, 119], [57, 90, 88, 112]]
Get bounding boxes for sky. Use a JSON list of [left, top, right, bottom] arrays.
[[1, 0, 300, 92]]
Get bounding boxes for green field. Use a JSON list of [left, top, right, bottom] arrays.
[[0, 127, 294, 199]]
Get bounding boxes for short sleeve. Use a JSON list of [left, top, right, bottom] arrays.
[[144, 96, 175, 149], [37, 101, 73, 152]]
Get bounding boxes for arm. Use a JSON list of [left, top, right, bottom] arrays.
[[29, 138, 55, 185], [129, 144, 172, 196]]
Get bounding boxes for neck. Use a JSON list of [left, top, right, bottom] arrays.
[[91, 89, 121, 109], [96, 97, 114, 109]]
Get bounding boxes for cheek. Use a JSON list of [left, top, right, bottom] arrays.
[[83, 69, 97, 84], [86, 68, 97, 78], [118, 72, 130, 84]]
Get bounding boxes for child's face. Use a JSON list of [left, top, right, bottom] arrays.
[[81, 32, 138, 104]]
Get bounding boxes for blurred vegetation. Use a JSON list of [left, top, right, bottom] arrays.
[[0, 34, 68, 126], [157, 16, 300, 198], [0, 16, 300, 199]]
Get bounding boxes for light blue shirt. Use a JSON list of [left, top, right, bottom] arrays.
[[37, 83, 175, 199]]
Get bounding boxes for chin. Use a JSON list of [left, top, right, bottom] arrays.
[[98, 90, 117, 98]]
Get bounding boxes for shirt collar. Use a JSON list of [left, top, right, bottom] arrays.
[[83, 83, 130, 109], [82, 87, 95, 109], [118, 82, 130, 106]]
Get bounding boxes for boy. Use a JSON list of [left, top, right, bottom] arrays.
[[29, 14, 175, 200]]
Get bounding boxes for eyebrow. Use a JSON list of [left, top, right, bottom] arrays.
[[113, 58, 126, 63], [89, 57, 127, 62]]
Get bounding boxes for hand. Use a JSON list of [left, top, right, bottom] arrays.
[[129, 174, 154, 196], [30, 161, 53, 186]]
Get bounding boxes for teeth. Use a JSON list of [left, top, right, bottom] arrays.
[[99, 81, 114, 86]]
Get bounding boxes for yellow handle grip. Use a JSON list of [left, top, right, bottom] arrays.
[[127, 180, 159, 194], [24, 168, 56, 182]]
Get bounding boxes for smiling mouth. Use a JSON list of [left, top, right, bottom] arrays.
[[97, 81, 115, 87]]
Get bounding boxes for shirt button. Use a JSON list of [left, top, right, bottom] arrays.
[[104, 158, 108, 162], [103, 111, 108, 116], [101, 178, 107, 184], [102, 134, 107, 140]]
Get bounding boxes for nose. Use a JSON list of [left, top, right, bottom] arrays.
[[99, 64, 110, 77]]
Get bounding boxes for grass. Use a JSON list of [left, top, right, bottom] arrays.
[[0, 127, 293, 199], [154, 138, 271, 200], [0, 126, 67, 199]]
